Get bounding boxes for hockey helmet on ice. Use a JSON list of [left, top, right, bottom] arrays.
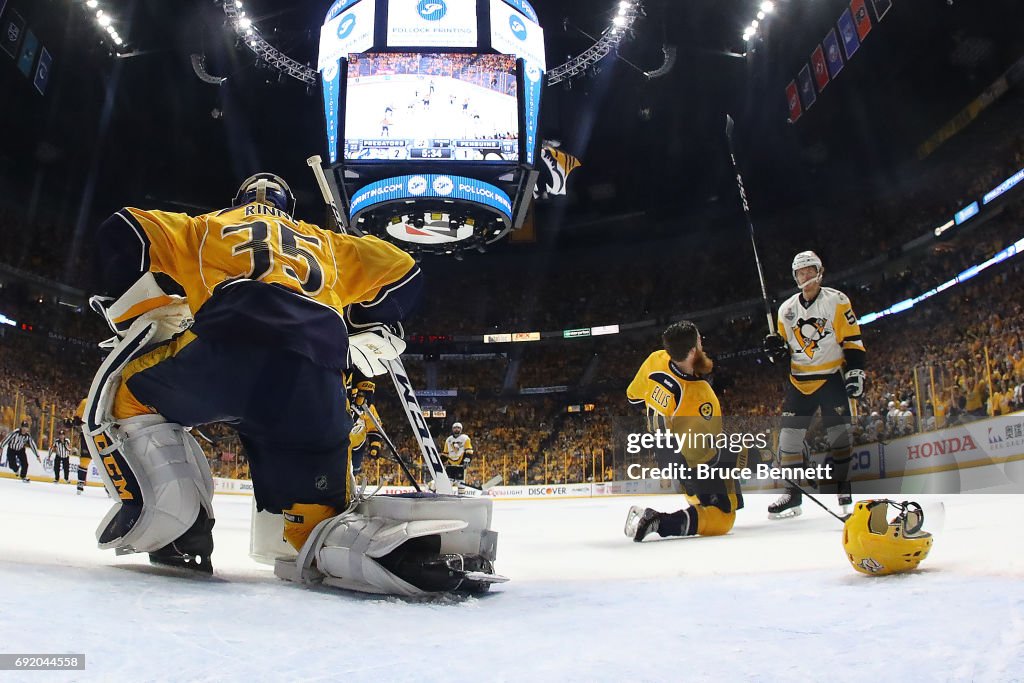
[[233, 173, 296, 215], [842, 500, 932, 576]]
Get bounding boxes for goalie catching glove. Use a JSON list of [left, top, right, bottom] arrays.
[[348, 324, 406, 377]]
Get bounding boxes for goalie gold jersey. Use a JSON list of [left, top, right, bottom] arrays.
[[103, 204, 420, 370], [776, 287, 865, 395]]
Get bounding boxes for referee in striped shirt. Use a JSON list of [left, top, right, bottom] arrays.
[[1, 421, 41, 483], [50, 429, 72, 483]]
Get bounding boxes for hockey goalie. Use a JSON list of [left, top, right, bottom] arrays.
[[81, 172, 504, 595]]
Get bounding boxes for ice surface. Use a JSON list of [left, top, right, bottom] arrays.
[[0, 478, 1021, 682]]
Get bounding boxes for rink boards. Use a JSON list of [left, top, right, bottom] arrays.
[[5, 410, 1023, 497]]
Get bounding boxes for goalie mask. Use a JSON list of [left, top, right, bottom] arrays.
[[842, 500, 932, 576], [233, 173, 296, 216], [791, 251, 823, 291]]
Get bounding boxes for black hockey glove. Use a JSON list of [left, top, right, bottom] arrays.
[[844, 369, 865, 398], [763, 334, 789, 364], [367, 438, 383, 460]]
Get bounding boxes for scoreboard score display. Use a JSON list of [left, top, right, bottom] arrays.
[[317, 0, 545, 254]]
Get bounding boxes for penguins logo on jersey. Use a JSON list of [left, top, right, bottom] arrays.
[[793, 317, 830, 358]]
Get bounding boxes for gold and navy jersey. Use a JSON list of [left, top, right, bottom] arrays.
[[626, 350, 722, 467], [350, 405, 382, 452], [443, 434, 474, 465], [101, 203, 421, 369], [776, 286, 865, 395]]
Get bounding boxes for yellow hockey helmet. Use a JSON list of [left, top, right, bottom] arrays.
[[842, 500, 933, 576]]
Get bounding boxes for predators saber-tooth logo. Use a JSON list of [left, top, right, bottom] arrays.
[[793, 317, 830, 358]]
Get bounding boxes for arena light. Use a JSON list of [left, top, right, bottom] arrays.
[[86, 0, 97, 7], [760, 1, 775, 13], [548, 1, 644, 85], [757, 11, 765, 20], [859, 234, 1024, 326], [933, 219, 955, 238], [983, 167, 1024, 205], [222, 0, 317, 84]]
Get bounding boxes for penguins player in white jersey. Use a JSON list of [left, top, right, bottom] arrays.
[[762, 251, 866, 519]]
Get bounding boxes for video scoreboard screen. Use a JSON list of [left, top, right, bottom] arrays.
[[343, 52, 519, 162]]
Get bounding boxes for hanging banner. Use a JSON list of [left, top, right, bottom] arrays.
[[823, 28, 844, 79], [850, 0, 873, 40], [837, 8, 861, 59], [33, 45, 51, 95], [785, 79, 802, 122], [15, 26, 35, 76], [797, 63, 816, 110], [0, 8, 24, 59], [811, 44, 829, 91], [871, 0, 892, 21]]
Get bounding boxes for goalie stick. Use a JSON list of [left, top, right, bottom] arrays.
[[387, 357, 455, 494], [351, 404, 421, 492], [306, 155, 347, 234], [305, 152, 452, 494]]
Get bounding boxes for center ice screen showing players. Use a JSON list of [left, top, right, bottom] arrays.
[[344, 52, 519, 162]]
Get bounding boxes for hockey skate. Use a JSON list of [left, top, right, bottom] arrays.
[[147, 509, 215, 574], [624, 506, 661, 542], [768, 490, 802, 519]]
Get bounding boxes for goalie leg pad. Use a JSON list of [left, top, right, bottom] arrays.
[[275, 493, 505, 595], [94, 414, 215, 554]]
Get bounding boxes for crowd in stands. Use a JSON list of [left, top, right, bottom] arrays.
[[3, 103, 1024, 490], [409, 122, 1024, 339], [3, 207, 1023, 487]]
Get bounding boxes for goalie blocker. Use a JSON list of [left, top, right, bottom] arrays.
[[253, 492, 506, 595]]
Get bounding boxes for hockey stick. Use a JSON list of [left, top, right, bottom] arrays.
[[306, 155, 347, 234], [352, 404, 422, 492], [766, 445, 851, 523], [725, 114, 774, 335], [783, 478, 850, 523], [387, 357, 455, 495]]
